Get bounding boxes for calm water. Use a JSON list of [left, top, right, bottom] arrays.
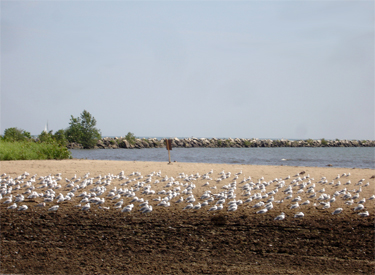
[[70, 147, 375, 169]]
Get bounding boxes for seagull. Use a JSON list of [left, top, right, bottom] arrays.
[[14, 195, 25, 203], [294, 212, 304, 218], [228, 204, 238, 211], [193, 203, 202, 210], [175, 197, 184, 203], [153, 196, 161, 201], [291, 196, 301, 202], [122, 204, 134, 213], [7, 203, 17, 210], [290, 202, 299, 209], [358, 211, 369, 217], [3, 195, 12, 204], [322, 202, 331, 209], [183, 203, 194, 210], [139, 200, 149, 207], [256, 208, 268, 214], [217, 204, 224, 211], [253, 202, 265, 209], [354, 204, 364, 212], [141, 205, 153, 214], [358, 198, 366, 204], [81, 203, 91, 211], [114, 199, 124, 208], [18, 205, 28, 211], [274, 212, 285, 220], [332, 208, 343, 215], [48, 205, 59, 211]]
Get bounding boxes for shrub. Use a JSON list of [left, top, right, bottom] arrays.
[[305, 139, 314, 145], [0, 140, 71, 160], [243, 140, 251, 147], [321, 138, 329, 146], [2, 127, 30, 142], [125, 132, 136, 145]]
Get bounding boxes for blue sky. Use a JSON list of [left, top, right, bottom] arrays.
[[1, 1, 374, 140]]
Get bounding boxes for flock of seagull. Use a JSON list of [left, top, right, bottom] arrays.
[[0, 169, 373, 221]]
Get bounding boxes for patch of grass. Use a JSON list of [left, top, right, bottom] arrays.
[[0, 140, 72, 160], [305, 139, 314, 145], [243, 140, 251, 147]]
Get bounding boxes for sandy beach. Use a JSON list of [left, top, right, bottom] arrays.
[[1, 159, 374, 274], [1, 159, 374, 188]]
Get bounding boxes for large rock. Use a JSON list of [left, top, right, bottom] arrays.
[[118, 139, 131, 149]]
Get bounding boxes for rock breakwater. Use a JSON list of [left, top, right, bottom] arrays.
[[67, 137, 375, 149]]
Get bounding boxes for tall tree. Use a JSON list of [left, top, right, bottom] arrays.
[[65, 110, 101, 148]]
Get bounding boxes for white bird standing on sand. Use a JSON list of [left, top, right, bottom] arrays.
[[36, 202, 46, 208], [122, 204, 134, 213], [256, 208, 268, 214], [358, 198, 366, 204], [48, 205, 59, 211], [228, 204, 238, 211], [183, 203, 193, 210], [153, 196, 161, 201], [253, 202, 265, 209], [114, 199, 124, 208], [294, 212, 304, 218], [14, 195, 25, 203], [81, 203, 91, 211], [175, 197, 183, 203], [358, 211, 369, 217], [3, 195, 12, 204], [18, 205, 28, 211], [130, 197, 139, 203], [332, 208, 343, 215], [216, 204, 224, 211], [322, 202, 331, 209], [139, 200, 149, 207], [290, 202, 299, 209], [7, 203, 17, 210], [141, 205, 153, 214], [274, 212, 285, 220], [291, 196, 301, 202], [193, 203, 202, 210], [354, 204, 364, 212]]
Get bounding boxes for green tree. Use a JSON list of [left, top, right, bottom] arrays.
[[65, 110, 101, 148], [53, 129, 68, 146], [2, 127, 30, 142], [38, 130, 54, 143]]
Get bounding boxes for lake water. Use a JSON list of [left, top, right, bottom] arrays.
[[70, 147, 375, 169]]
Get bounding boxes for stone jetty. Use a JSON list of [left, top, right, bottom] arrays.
[[67, 137, 375, 149]]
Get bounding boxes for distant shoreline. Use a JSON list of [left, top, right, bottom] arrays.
[[67, 137, 375, 149]]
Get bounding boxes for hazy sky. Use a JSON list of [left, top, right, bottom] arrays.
[[1, 1, 374, 140]]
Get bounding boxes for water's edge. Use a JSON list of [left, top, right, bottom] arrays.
[[70, 147, 375, 169]]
